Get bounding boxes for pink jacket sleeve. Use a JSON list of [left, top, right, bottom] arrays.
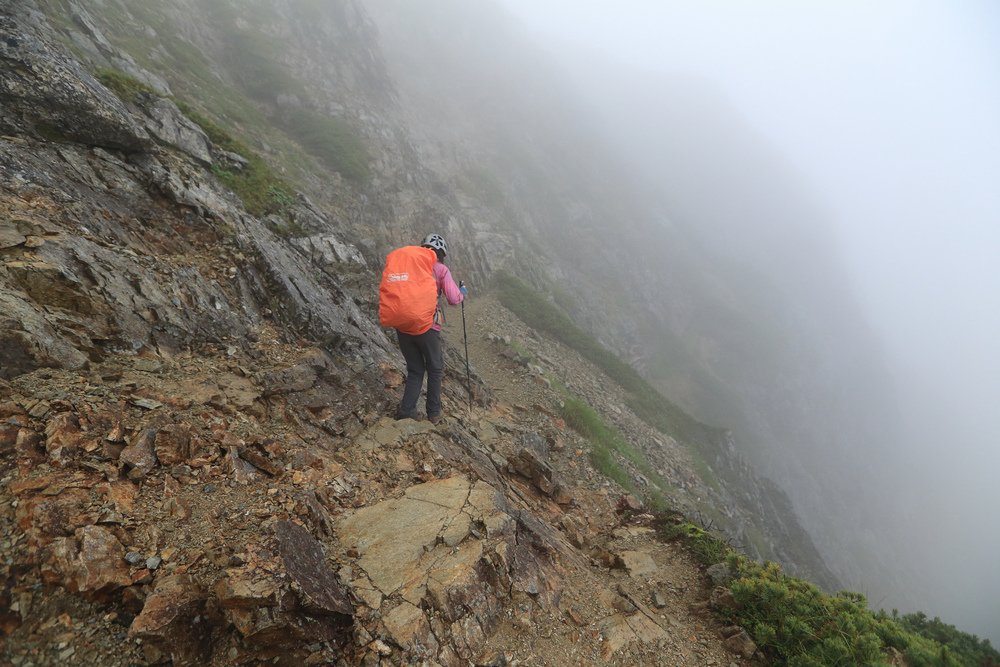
[[434, 263, 464, 305]]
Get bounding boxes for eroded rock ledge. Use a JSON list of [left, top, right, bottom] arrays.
[[340, 475, 561, 663]]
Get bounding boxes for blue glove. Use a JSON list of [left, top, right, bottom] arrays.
[[459, 282, 468, 298]]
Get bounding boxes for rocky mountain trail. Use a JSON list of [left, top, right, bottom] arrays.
[[1, 4, 760, 664], [463, 296, 720, 512], [456, 296, 754, 666], [1, 292, 758, 666]]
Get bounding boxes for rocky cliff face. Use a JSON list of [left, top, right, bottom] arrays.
[[1, 1, 396, 378], [1, 1, 841, 663]]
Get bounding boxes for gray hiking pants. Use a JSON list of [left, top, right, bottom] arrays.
[[397, 328, 444, 418]]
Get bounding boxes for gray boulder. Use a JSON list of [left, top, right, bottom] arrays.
[[135, 96, 212, 165], [706, 562, 737, 588]]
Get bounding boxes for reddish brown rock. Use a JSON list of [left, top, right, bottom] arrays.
[[239, 442, 282, 476], [222, 441, 258, 484], [509, 447, 555, 494], [164, 496, 192, 520], [15, 428, 44, 461], [0, 401, 23, 418], [214, 568, 279, 609], [618, 494, 644, 512], [380, 363, 403, 388], [187, 434, 216, 467], [17, 487, 97, 537], [39, 526, 131, 598], [722, 628, 757, 658], [565, 606, 587, 627], [45, 412, 83, 464], [212, 529, 351, 659], [105, 418, 126, 443], [73, 526, 132, 595], [129, 574, 210, 666], [0, 421, 18, 452], [0, 583, 21, 636], [104, 480, 138, 514], [227, 606, 321, 656], [558, 515, 590, 549], [9, 474, 56, 497], [508, 445, 572, 506], [154, 423, 192, 465], [119, 428, 157, 480]]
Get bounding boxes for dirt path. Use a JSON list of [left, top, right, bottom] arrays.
[[459, 296, 747, 666]]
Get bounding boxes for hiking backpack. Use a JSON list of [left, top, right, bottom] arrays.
[[378, 246, 438, 335]]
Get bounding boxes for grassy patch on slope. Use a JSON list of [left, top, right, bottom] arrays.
[[495, 272, 723, 485], [560, 397, 671, 509], [94, 67, 155, 102], [281, 109, 371, 183], [727, 559, 999, 666], [91, 67, 295, 218], [178, 105, 296, 217]]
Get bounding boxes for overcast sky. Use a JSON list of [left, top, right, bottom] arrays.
[[499, 0, 1000, 641]]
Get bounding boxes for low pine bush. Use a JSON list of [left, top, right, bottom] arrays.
[[718, 558, 1000, 666]]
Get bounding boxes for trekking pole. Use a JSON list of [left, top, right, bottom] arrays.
[[459, 281, 473, 412]]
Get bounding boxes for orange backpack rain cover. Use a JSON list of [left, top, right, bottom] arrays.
[[379, 246, 439, 335]]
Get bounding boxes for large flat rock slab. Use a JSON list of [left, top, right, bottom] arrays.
[[354, 416, 437, 451], [339, 476, 513, 595], [337, 475, 553, 660], [617, 550, 659, 578]]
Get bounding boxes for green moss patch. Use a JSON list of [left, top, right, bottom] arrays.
[[281, 109, 371, 183]]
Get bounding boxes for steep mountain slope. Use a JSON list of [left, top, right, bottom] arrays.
[[367, 0, 847, 586], [4, 0, 837, 585], [364, 0, 920, 612], [0, 2, 772, 663], [2, 1, 998, 665], [0, 290, 755, 665], [563, 69, 912, 594]]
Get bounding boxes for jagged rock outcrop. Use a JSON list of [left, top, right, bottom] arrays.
[[0, 2, 393, 381], [132, 96, 213, 165], [339, 475, 561, 662], [0, 342, 573, 664], [0, 8, 151, 152], [62, 2, 173, 96]]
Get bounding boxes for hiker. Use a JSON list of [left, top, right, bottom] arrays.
[[379, 233, 466, 423]]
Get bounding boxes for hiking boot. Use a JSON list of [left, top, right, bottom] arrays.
[[427, 414, 443, 425], [394, 411, 418, 421]]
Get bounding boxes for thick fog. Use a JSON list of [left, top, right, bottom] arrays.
[[500, 0, 1000, 642]]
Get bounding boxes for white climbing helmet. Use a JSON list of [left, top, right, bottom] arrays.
[[421, 233, 448, 257]]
